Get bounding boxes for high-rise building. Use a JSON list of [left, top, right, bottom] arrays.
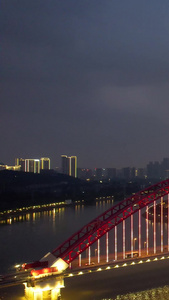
[[106, 168, 116, 179], [77, 168, 93, 180], [15, 158, 40, 173], [95, 168, 103, 181], [146, 161, 161, 179], [15, 158, 25, 171], [70, 156, 77, 177], [161, 158, 169, 179], [61, 155, 69, 175], [40, 157, 50, 170], [61, 155, 77, 178]]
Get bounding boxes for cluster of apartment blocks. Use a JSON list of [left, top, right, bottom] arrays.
[[0, 158, 50, 173], [78, 167, 144, 181], [0, 155, 78, 178], [1, 156, 169, 181], [61, 155, 77, 178], [15, 158, 51, 173], [78, 157, 169, 181]]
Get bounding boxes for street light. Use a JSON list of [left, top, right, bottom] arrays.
[[144, 241, 147, 250], [134, 238, 137, 250]]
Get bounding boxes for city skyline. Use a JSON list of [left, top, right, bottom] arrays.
[[2, 152, 169, 170], [1, 155, 169, 177], [1, 1, 169, 169]]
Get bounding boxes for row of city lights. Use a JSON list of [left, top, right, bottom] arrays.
[[0, 196, 113, 217], [67, 254, 168, 278], [0, 201, 85, 216], [0, 197, 114, 225], [0, 203, 63, 214]]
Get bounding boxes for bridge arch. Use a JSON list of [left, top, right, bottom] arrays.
[[51, 179, 169, 263]]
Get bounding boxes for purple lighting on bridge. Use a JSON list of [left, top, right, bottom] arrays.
[[154, 200, 156, 254], [131, 214, 133, 258], [115, 226, 117, 261], [79, 254, 81, 267], [146, 206, 149, 255], [106, 232, 109, 263], [123, 220, 125, 260], [139, 209, 141, 257], [168, 194, 169, 252], [97, 239, 100, 263], [161, 197, 163, 253]]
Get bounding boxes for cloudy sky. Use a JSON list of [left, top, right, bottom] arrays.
[[1, 0, 169, 169]]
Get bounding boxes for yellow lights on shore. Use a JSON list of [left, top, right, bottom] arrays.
[[146, 259, 150, 262], [106, 266, 111, 269], [131, 262, 135, 265], [0, 201, 73, 225], [122, 263, 127, 267], [138, 260, 143, 264], [114, 265, 119, 268], [68, 273, 73, 277], [97, 268, 102, 271]]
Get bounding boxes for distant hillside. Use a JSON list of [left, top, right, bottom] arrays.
[[0, 170, 84, 210], [0, 170, 80, 186]]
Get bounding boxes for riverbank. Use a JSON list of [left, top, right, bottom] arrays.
[[0, 201, 80, 222], [0, 196, 113, 223]]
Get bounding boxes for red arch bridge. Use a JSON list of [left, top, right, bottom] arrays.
[[24, 179, 169, 276]]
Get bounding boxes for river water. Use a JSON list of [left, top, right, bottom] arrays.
[[0, 199, 114, 274], [1, 198, 169, 299]]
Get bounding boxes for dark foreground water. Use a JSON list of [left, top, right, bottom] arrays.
[[1, 198, 169, 299]]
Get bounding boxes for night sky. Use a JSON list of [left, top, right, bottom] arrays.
[[1, 0, 169, 169]]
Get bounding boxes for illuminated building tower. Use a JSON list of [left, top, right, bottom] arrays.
[[61, 155, 77, 178], [70, 156, 77, 178], [26, 159, 40, 173], [15, 158, 25, 172], [15, 158, 40, 173], [40, 157, 50, 170], [61, 155, 69, 175]]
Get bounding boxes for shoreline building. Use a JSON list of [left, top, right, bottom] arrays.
[[61, 155, 77, 178]]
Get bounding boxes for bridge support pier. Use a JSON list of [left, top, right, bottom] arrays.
[[23, 276, 64, 300]]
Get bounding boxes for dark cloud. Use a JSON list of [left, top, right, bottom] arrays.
[[1, 0, 169, 168]]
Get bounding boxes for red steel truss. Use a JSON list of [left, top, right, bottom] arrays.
[[50, 179, 169, 264]]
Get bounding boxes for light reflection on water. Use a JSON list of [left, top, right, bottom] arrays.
[[0, 200, 112, 226], [0, 207, 66, 225], [106, 285, 169, 300]]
